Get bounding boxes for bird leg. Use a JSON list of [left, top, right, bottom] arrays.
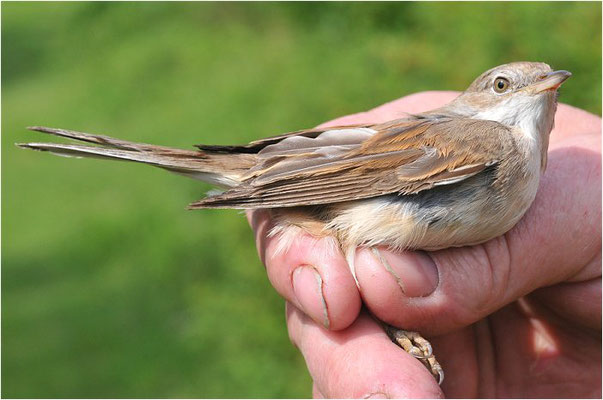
[[364, 247, 444, 384], [384, 324, 444, 385]]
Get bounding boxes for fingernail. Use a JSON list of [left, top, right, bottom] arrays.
[[364, 392, 389, 399], [371, 248, 438, 297], [292, 266, 330, 329]]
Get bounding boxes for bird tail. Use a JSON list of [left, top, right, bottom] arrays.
[[17, 126, 254, 187]]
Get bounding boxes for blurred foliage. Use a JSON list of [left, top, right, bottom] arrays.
[[2, 2, 600, 398]]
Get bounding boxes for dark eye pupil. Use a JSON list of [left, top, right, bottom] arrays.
[[497, 80, 505, 89]]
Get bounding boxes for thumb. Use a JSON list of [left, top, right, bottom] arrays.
[[354, 133, 601, 335]]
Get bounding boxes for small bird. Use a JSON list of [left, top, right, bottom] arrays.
[[18, 61, 571, 384]]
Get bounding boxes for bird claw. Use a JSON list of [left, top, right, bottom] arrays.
[[385, 326, 444, 384]]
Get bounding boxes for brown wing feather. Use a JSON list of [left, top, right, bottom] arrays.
[[189, 117, 514, 209], [194, 124, 372, 153]]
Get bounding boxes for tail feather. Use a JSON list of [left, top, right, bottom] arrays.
[[17, 141, 203, 170], [23, 126, 200, 154], [17, 126, 254, 187]]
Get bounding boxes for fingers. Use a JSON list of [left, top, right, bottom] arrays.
[[312, 383, 325, 399], [248, 210, 361, 331], [354, 132, 601, 335], [318, 91, 459, 128], [550, 103, 602, 144], [286, 303, 443, 399], [531, 277, 602, 331]]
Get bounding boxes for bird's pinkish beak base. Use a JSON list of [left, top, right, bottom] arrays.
[[529, 70, 572, 93]]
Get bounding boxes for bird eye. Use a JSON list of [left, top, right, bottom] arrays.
[[493, 77, 510, 93]]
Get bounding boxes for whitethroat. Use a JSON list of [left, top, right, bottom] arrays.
[[18, 61, 571, 384]]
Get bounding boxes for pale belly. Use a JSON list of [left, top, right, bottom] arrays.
[[324, 167, 539, 251]]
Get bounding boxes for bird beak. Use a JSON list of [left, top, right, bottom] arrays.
[[528, 70, 572, 93]]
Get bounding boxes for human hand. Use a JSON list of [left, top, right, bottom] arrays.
[[248, 92, 602, 398]]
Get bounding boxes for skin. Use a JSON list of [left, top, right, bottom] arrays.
[[247, 91, 602, 398]]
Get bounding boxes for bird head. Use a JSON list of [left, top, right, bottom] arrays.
[[452, 62, 571, 140]]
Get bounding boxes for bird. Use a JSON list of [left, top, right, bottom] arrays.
[[18, 61, 571, 384]]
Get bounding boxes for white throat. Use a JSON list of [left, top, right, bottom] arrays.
[[476, 94, 550, 138]]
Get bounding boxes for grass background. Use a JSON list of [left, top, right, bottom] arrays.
[[2, 2, 601, 398]]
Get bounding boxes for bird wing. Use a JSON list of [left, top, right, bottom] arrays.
[[194, 124, 373, 153], [190, 117, 514, 209]]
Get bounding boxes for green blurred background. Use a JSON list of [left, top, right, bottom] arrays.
[[2, 2, 601, 398]]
